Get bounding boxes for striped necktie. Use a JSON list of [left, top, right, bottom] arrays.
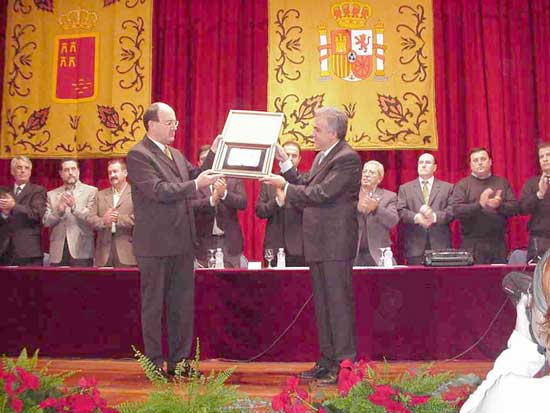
[[163, 146, 173, 160], [421, 181, 430, 204]]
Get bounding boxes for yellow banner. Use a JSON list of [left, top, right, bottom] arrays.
[[1, 0, 152, 158], [268, 0, 437, 150]]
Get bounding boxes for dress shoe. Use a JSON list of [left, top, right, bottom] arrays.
[[317, 371, 338, 385], [168, 360, 204, 379], [299, 364, 330, 380]]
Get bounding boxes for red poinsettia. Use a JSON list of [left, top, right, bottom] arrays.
[[272, 377, 318, 413], [337, 359, 369, 395]]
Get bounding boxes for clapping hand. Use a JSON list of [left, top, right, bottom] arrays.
[[537, 174, 549, 199], [0, 193, 15, 214], [211, 177, 227, 204], [485, 189, 503, 209]]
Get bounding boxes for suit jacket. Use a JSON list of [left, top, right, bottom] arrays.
[[283, 140, 362, 262], [43, 181, 98, 263], [255, 183, 304, 256], [356, 187, 399, 264], [0, 183, 46, 260], [126, 136, 214, 257], [397, 178, 454, 258], [191, 178, 246, 258], [86, 184, 137, 266]]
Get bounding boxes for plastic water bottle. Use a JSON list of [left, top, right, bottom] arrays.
[[277, 248, 286, 268], [215, 248, 224, 269], [383, 248, 394, 268]]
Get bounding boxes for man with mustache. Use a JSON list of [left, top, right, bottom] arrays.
[[87, 159, 136, 267], [43, 159, 98, 266]]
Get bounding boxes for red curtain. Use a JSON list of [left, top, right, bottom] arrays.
[[0, 0, 548, 260]]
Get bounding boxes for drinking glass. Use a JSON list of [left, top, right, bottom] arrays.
[[265, 249, 274, 268]]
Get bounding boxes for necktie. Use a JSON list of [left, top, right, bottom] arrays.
[[311, 151, 325, 174], [421, 181, 430, 204], [163, 146, 173, 160], [15, 186, 22, 197]]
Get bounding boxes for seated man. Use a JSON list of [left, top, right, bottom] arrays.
[[43, 159, 97, 266], [87, 159, 136, 267], [355, 160, 399, 266], [192, 144, 247, 268], [460, 253, 550, 413]]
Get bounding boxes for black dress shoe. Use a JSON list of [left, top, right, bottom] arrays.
[[317, 371, 338, 385], [168, 360, 204, 379], [299, 364, 330, 380]]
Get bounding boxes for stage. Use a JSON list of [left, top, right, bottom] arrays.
[[0, 264, 529, 361]]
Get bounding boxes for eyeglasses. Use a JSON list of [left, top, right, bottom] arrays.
[[156, 120, 179, 127]]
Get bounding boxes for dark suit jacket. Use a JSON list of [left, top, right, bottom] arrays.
[[356, 187, 399, 264], [255, 183, 304, 256], [283, 140, 362, 262], [191, 178, 246, 257], [0, 183, 46, 260], [126, 136, 214, 257], [397, 178, 454, 258]]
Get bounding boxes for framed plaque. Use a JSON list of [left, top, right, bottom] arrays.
[[212, 110, 284, 179]]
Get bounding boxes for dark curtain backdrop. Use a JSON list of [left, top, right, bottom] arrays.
[[0, 0, 548, 260]]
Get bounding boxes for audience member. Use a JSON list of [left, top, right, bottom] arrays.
[[451, 148, 518, 264], [256, 141, 305, 267], [520, 142, 550, 261], [355, 160, 399, 266], [397, 153, 454, 264], [87, 159, 136, 267], [192, 144, 247, 268], [43, 159, 97, 266], [0, 156, 46, 266]]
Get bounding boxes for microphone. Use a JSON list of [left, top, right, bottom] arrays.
[[501, 271, 533, 305]]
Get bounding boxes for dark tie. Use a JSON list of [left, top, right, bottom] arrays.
[[310, 151, 325, 175], [15, 186, 22, 197]]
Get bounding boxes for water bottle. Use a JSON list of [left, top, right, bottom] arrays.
[[215, 247, 224, 269], [383, 248, 394, 268], [277, 248, 286, 268]]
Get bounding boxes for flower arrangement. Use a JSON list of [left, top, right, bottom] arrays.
[[272, 359, 477, 413], [0, 349, 114, 413]]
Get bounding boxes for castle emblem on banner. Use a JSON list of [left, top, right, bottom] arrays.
[[53, 10, 99, 102], [318, 1, 385, 81]]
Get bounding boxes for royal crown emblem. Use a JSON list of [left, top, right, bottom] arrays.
[[331, 1, 372, 29], [58, 9, 98, 31]]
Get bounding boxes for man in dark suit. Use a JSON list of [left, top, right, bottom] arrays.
[[397, 153, 454, 265], [355, 160, 399, 266], [192, 144, 247, 268], [126, 102, 221, 376], [0, 156, 46, 266], [262, 107, 361, 384], [256, 141, 305, 267]]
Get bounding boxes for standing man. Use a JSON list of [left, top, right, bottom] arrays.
[[0, 156, 47, 266], [262, 107, 361, 384], [397, 153, 454, 265], [256, 141, 305, 267], [126, 102, 221, 376], [87, 159, 136, 267], [43, 159, 97, 266], [355, 160, 399, 266], [192, 144, 247, 268], [520, 142, 550, 261], [451, 148, 519, 264]]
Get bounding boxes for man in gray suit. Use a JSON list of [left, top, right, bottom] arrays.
[[262, 107, 361, 384], [397, 153, 454, 265], [43, 159, 97, 266], [355, 160, 399, 266], [127, 102, 221, 377]]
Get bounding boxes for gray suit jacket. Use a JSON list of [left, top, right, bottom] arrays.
[[283, 140, 362, 263], [397, 178, 454, 258], [86, 184, 136, 266], [43, 181, 98, 263], [356, 187, 399, 265]]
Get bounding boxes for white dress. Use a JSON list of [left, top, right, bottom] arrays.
[[460, 331, 550, 413]]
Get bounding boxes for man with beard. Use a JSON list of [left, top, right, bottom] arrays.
[[43, 159, 98, 266], [0, 156, 47, 266], [87, 159, 136, 267]]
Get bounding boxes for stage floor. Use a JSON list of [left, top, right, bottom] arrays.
[[36, 358, 493, 408]]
